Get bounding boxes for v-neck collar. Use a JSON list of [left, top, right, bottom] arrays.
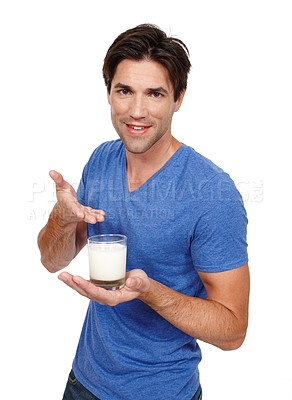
[[121, 144, 186, 197]]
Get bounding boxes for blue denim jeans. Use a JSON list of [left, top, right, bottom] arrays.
[[62, 369, 202, 400]]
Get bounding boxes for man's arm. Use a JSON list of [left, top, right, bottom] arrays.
[[37, 170, 105, 273], [37, 211, 87, 273], [57, 263, 250, 350], [138, 264, 250, 350]]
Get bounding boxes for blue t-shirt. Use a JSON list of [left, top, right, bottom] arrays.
[[73, 139, 248, 400]]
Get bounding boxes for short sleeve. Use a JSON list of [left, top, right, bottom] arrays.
[[77, 161, 89, 207], [191, 174, 248, 273], [76, 144, 105, 207]]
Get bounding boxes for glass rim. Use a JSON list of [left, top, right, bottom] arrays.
[[87, 234, 127, 244]]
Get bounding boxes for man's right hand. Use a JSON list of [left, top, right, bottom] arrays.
[[49, 170, 105, 225]]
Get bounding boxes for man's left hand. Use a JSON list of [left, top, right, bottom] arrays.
[[58, 269, 151, 306]]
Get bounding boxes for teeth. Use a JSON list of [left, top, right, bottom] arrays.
[[131, 126, 144, 130]]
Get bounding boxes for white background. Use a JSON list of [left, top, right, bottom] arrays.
[[1, 0, 291, 399]]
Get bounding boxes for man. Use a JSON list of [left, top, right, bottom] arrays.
[[38, 24, 249, 400]]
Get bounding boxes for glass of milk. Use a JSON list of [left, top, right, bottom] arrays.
[[87, 234, 127, 290]]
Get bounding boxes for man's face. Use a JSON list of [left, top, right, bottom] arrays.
[[107, 59, 185, 154]]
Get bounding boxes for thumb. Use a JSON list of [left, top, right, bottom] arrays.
[[49, 170, 72, 191], [126, 277, 150, 293], [49, 170, 64, 185]]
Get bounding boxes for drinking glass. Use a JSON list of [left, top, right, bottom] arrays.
[[87, 234, 127, 290]]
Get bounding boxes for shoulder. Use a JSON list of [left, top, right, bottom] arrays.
[[83, 139, 124, 172], [89, 139, 124, 163], [179, 144, 240, 199], [79, 139, 124, 183], [181, 144, 224, 177]]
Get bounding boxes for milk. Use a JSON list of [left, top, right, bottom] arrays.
[[88, 242, 127, 282]]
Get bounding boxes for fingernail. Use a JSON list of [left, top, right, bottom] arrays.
[[128, 278, 137, 288], [58, 275, 67, 283], [73, 277, 81, 285]]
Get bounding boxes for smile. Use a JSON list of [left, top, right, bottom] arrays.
[[125, 124, 151, 136], [130, 126, 145, 130]]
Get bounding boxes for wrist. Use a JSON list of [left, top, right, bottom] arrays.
[[138, 278, 164, 305], [138, 279, 181, 316], [51, 203, 79, 230]]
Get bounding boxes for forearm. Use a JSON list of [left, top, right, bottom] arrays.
[[37, 204, 79, 273], [139, 279, 247, 350]]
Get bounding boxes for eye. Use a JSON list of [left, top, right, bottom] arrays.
[[151, 92, 163, 98], [119, 89, 130, 95]]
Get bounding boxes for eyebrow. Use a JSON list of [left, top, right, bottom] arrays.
[[113, 83, 132, 91], [113, 83, 169, 95], [148, 87, 169, 95]]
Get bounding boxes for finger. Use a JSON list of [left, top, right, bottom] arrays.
[[59, 273, 142, 306], [59, 200, 105, 224], [49, 170, 64, 185], [58, 273, 90, 298], [81, 212, 102, 224], [126, 276, 150, 293], [82, 207, 105, 224], [49, 170, 72, 191], [84, 215, 105, 224], [71, 276, 116, 305], [85, 207, 105, 216]]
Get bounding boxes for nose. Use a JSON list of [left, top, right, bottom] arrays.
[[129, 94, 148, 119]]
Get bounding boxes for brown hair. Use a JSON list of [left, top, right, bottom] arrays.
[[102, 24, 191, 102]]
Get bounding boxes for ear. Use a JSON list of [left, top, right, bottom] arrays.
[[174, 89, 186, 112], [107, 88, 111, 105]]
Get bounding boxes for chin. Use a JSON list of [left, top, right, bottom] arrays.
[[118, 135, 151, 154], [122, 133, 166, 155], [124, 143, 152, 154]]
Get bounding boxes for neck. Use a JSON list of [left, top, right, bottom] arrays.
[[126, 134, 182, 192]]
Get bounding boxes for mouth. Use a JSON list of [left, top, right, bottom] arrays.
[[125, 123, 151, 136]]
